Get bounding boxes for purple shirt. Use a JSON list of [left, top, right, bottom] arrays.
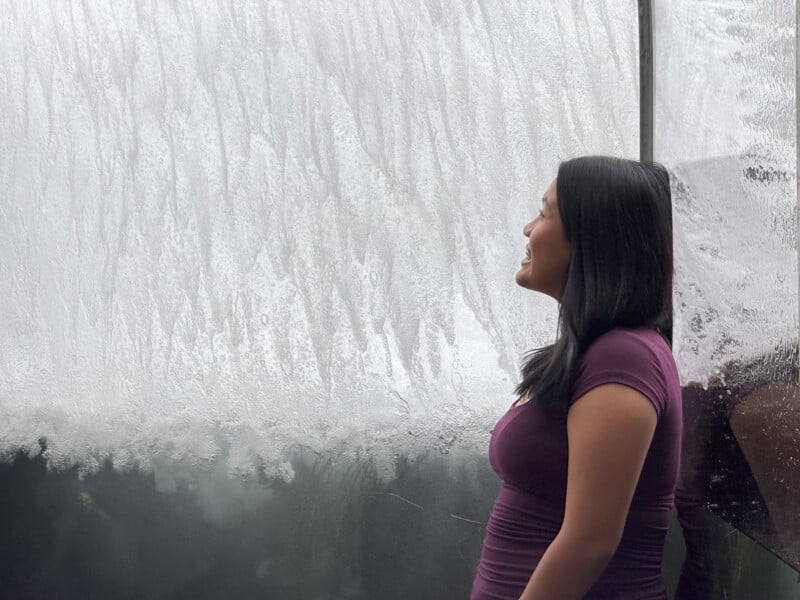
[[471, 328, 682, 599]]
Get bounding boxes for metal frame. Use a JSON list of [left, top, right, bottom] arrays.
[[638, 0, 654, 163]]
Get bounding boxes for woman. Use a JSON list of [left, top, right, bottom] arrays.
[[471, 156, 681, 599]]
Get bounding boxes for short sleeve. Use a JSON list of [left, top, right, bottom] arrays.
[[571, 329, 668, 419]]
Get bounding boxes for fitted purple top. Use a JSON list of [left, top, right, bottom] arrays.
[[471, 328, 682, 599]]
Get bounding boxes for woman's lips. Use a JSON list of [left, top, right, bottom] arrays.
[[521, 245, 531, 264]]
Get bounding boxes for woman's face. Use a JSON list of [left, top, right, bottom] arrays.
[[515, 179, 572, 300]]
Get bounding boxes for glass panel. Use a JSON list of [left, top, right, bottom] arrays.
[[0, 2, 641, 597], [654, 0, 800, 579], [0, 1, 638, 474]]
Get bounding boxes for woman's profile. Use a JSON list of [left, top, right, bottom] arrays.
[[471, 156, 681, 599]]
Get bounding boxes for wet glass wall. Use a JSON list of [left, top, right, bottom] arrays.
[[653, 0, 800, 596], [0, 1, 797, 598]]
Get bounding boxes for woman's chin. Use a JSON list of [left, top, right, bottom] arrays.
[[515, 269, 534, 290]]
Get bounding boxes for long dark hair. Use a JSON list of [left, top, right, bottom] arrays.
[[515, 156, 673, 417]]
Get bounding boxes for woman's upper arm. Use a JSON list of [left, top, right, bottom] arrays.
[[561, 383, 658, 553]]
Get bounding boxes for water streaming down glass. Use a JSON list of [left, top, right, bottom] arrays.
[[0, 2, 644, 477], [655, 1, 797, 382], [654, 0, 799, 579], [0, 1, 799, 596]]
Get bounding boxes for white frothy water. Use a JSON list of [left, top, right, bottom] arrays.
[[0, 1, 794, 478], [656, 1, 797, 382]]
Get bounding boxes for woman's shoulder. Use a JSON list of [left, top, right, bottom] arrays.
[[584, 327, 670, 362], [578, 327, 678, 390], [574, 327, 678, 416]]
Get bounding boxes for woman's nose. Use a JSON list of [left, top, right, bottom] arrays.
[[523, 220, 534, 236]]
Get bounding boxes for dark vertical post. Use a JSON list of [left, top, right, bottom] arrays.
[[638, 0, 654, 163]]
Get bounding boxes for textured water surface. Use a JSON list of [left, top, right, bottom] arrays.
[[0, 1, 795, 479]]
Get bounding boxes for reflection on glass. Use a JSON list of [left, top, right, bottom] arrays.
[[728, 346, 800, 568]]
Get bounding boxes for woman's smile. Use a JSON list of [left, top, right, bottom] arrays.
[[515, 179, 571, 300], [522, 244, 532, 264]]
